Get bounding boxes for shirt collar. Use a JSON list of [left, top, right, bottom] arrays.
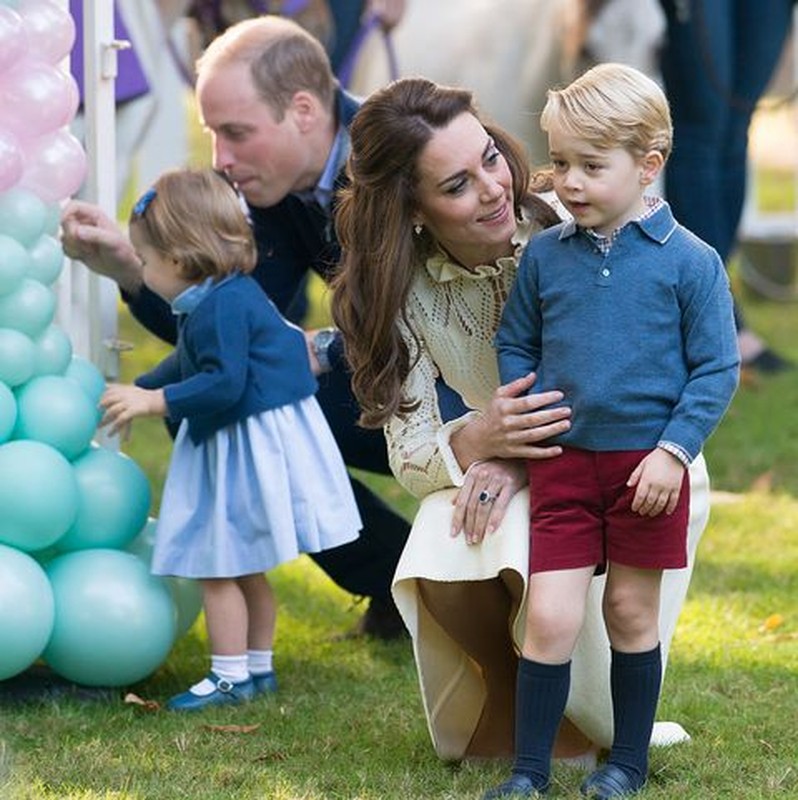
[[559, 196, 674, 244], [293, 124, 350, 210], [169, 275, 242, 316]]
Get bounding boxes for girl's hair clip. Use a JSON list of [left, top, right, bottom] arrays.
[[132, 187, 157, 218]]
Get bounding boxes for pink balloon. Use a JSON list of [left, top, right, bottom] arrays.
[[20, 127, 87, 203], [0, 128, 23, 192], [0, 58, 79, 140], [0, 6, 26, 76], [19, 0, 75, 66]]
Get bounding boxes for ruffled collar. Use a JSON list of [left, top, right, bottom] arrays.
[[422, 210, 538, 283], [424, 246, 521, 283]]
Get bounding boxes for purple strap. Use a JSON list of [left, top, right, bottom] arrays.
[[279, 0, 311, 14], [69, 0, 151, 105], [336, 12, 399, 90]]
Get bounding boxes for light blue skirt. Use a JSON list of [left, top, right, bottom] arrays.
[[152, 396, 362, 579]]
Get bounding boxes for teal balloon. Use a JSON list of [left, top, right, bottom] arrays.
[[0, 232, 29, 295], [0, 543, 55, 680], [127, 518, 203, 639], [0, 379, 16, 442], [42, 203, 61, 236], [0, 440, 79, 551], [0, 188, 47, 247], [44, 549, 177, 687], [14, 374, 97, 460], [58, 446, 151, 552], [0, 327, 34, 386], [0, 278, 55, 336], [27, 234, 63, 285], [64, 355, 105, 405], [32, 324, 72, 376]]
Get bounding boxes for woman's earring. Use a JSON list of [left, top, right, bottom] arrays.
[[414, 223, 423, 236]]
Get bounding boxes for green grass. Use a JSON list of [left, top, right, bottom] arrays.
[[5, 108, 798, 794], [1, 286, 796, 799]]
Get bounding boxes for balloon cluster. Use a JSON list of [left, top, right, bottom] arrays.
[[0, 0, 201, 689]]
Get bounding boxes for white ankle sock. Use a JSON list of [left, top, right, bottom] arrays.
[[247, 648, 274, 675], [189, 654, 250, 695]]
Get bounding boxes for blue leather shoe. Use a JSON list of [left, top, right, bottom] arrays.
[[580, 764, 645, 798], [482, 774, 549, 799], [166, 672, 255, 711], [251, 670, 278, 695]]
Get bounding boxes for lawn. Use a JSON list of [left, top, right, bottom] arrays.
[[0, 271, 796, 799], [2, 113, 797, 798]]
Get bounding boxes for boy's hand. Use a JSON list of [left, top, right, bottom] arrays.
[[99, 384, 166, 439], [627, 448, 685, 517]]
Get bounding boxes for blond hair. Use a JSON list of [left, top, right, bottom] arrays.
[[130, 169, 256, 282], [541, 62, 672, 161], [196, 15, 336, 120]]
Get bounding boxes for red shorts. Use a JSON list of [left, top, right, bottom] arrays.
[[527, 448, 689, 574]]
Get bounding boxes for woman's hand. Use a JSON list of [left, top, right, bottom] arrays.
[[451, 373, 571, 468], [451, 458, 527, 545], [61, 201, 144, 296]]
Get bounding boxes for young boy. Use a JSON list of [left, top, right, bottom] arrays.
[[487, 63, 740, 799]]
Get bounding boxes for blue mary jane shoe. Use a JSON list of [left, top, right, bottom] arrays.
[[580, 764, 645, 799], [166, 672, 255, 711], [482, 774, 549, 799], [251, 671, 278, 695]]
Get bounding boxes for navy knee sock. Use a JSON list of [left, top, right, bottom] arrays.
[[512, 657, 571, 789], [608, 644, 663, 787]]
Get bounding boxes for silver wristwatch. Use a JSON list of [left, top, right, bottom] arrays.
[[312, 327, 337, 372]]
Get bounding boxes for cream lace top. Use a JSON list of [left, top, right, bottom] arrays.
[[385, 218, 541, 498]]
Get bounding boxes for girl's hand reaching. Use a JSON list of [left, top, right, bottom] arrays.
[[99, 384, 166, 440]]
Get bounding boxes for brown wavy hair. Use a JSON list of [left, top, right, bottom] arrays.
[[331, 77, 557, 429]]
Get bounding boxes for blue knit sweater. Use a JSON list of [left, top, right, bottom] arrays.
[[495, 202, 740, 462], [136, 274, 317, 444]]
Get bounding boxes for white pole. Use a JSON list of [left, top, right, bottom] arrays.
[[63, 0, 121, 378]]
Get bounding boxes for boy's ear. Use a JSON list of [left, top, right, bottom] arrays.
[[639, 150, 664, 187]]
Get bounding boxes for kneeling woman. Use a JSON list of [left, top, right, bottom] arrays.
[[332, 77, 710, 762]]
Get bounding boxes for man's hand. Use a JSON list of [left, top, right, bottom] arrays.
[[61, 201, 144, 296]]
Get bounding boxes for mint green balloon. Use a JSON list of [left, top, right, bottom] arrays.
[[0, 188, 47, 247], [14, 374, 97, 460], [44, 549, 177, 687], [42, 203, 61, 236], [64, 355, 105, 405], [57, 446, 151, 552], [32, 324, 72, 376], [0, 543, 55, 680], [127, 518, 203, 639], [0, 327, 34, 386], [0, 278, 55, 337], [27, 234, 64, 285], [0, 232, 29, 295], [0, 379, 16, 442], [0, 440, 79, 551]]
